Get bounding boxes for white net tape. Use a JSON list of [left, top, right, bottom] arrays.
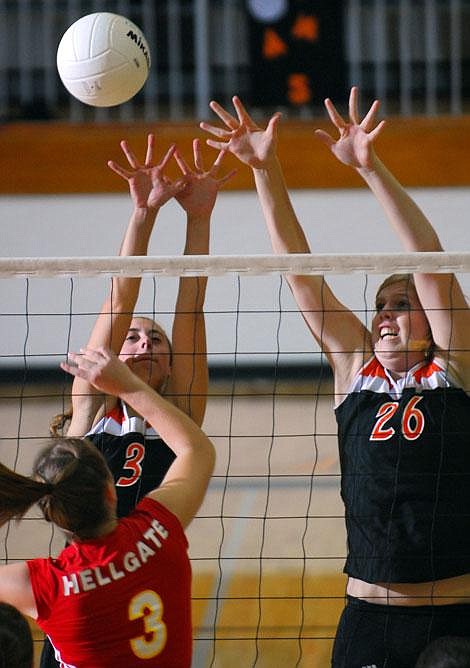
[[1, 251, 470, 277]]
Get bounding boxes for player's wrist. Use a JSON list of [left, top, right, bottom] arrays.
[[356, 152, 382, 177], [132, 206, 158, 224], [252, 154, 281, 173]]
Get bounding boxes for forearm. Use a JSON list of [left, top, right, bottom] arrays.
[[357, 158, 442, 252], [183, 210, 210, 254], [117, 206, 158, 256], [176, 213, 210, 316], [66, 380, 104, 436], [170, 214, 209, 423], [253, 158, 311, 254], [111, 205, 159, 305], [174, 216, 208, 345], [173, 213, 210, 339], [88, 206, 160, 352]]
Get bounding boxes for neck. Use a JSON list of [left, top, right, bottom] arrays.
[[385, 367, 407, 380], [71, 516, 118, 543], [376, 350, 427, 376]]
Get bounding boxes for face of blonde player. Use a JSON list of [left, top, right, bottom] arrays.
[[119, 317, 171, 391], [371, 280, 432, 374]]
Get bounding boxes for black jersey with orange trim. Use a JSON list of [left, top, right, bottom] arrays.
[[86, 402, 175, 518], [335, 356, 470, 583]]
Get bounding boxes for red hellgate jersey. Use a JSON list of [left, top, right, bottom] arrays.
[[27, 498, 192, 667]]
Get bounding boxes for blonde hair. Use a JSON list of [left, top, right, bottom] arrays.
[[375, 273, 416, 303]]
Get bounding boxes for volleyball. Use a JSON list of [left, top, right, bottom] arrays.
[[56, 12, 151, 107]]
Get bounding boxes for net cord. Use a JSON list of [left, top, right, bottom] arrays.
[[1, 252, 469, 278]]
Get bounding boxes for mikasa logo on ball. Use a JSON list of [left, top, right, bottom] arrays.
[[57, 12, 151, 107], [126, 30, 150, 69]]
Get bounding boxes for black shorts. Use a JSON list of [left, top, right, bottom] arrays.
[[332, 595, 470, 668], [40, 637, 59, 668]]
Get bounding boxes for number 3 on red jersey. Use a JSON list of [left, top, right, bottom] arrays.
[[370, 396, 425, 442], [129, 589, 167, 659]]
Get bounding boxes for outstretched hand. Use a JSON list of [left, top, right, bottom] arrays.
[[174, 139, 236, 218], [200, 96, 281, 169], [315, 86, 386, 170], [61, 347, 142, 397], [108, 134, 185, 210]]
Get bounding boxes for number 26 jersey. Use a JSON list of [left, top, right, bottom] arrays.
[[336, 356, 470, 584]]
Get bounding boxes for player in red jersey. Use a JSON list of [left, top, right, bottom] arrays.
[[0, 345, 215, 667]]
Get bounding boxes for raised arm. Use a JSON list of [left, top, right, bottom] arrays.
[[200, 97, 370, 387], [316, 87, 470, 377], [67, 135, 184, 436], [62, 347, 215, 529], [315, 86, 440, 252], [165, 141, 235, 425]]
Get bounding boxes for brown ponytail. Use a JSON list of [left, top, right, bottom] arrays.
[[0, 438, 113, 540], [0, 464, 52, 528], [49, 404, 73, 437]]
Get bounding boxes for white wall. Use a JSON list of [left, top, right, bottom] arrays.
[[1, 187, 469, 368]]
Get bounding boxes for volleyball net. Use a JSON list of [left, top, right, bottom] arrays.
[[1, 252, 469, 667]]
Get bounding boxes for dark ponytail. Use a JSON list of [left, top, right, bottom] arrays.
[[0, 464, 52, 528], [0, 438, 113, 540]]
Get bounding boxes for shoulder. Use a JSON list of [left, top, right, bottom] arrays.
[[335, 354, 379, 406], [26, 557, 53, 578], [432, 353, 470, 393], [128, 497, 187, 541]]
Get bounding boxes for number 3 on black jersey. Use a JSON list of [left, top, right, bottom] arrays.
[[117, 443, 146, 487], [370, 396, 425, 442]]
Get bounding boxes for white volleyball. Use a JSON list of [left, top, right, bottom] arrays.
[[57, 12, 151, 107]]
